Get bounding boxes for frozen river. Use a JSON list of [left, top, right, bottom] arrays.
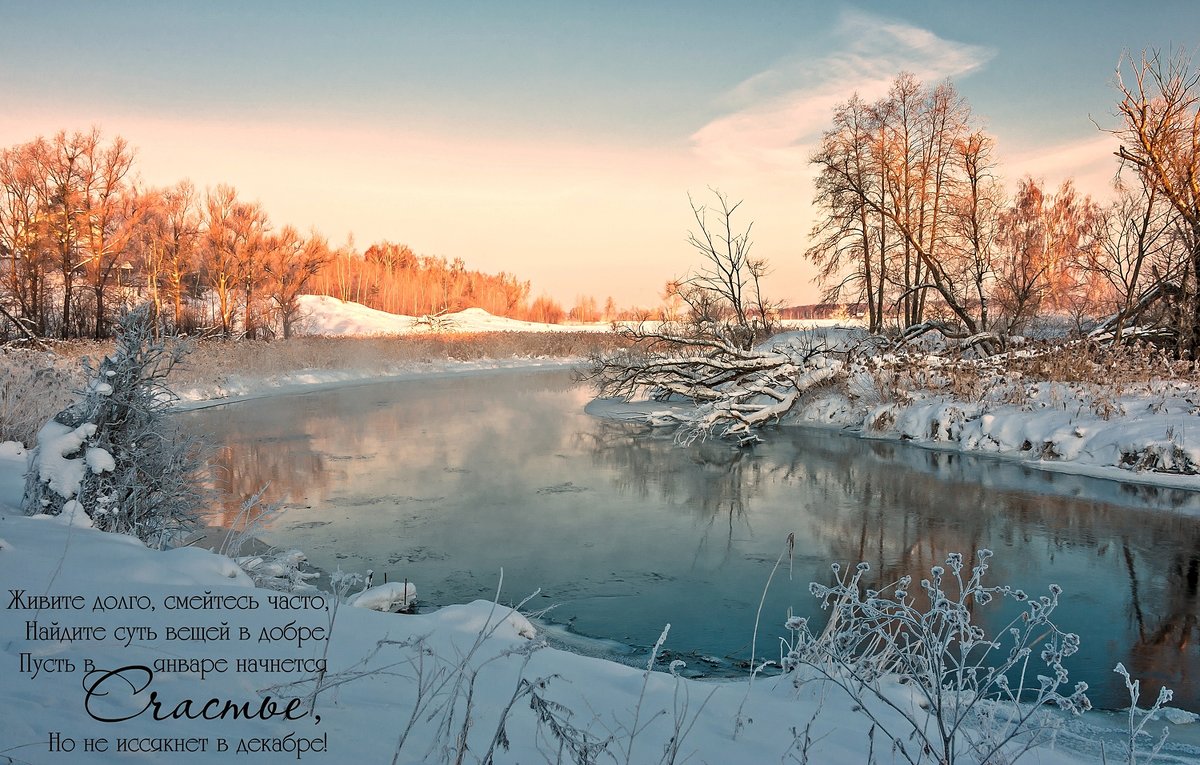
[[184, 367, 1200, 711]]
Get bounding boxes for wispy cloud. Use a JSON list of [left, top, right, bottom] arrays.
[[1002, 135, 1121, 199], [691, 9, 994, 176]]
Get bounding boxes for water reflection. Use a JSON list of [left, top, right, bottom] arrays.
[[181, 369, 1200, 710]]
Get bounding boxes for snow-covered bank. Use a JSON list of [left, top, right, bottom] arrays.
[[794, 372, 1200, 494], [592, 325, 1200, 494], [0, 494, 1176, 764]]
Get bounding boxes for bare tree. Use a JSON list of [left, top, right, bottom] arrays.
[[159, 181, 202, 333], [1084, 179, 1182, 342], [1113, 49, 1200, 354], [202, 185, 267, 336], [79, 133, 141, 339], [264, 226, 330, 338], [994, 178, 1100, 331], [36, 131, 92, 338], [588, 193, 812, 444], [945, 131, 1003, 334], [808, 95, 889, 332], [203, 184, 241, 335], [674, 189, 775, 350], [0, 140, 50, 336], [235, 200, 270, 338], [809, 74, 996, 345]]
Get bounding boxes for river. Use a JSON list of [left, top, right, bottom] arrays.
[[182, 367, 1200, 712]]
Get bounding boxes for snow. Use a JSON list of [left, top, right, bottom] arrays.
[[794, 372, 1200, 493], [29, 420, 96, 499], [85, 446, 116, 474], [2, 350, 1199, 762], [291, 295, 857, 338], [0, 502, 1112, 764], [346, 581, 417, 612], [294, 294, 612, 336]]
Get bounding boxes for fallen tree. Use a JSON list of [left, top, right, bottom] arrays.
[[588, 327, 845, 445]]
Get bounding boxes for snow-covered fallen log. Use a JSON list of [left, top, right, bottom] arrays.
[[588, 329, 846, 444]]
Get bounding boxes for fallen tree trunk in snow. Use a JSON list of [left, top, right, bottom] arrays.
[[587, 328, 844, 444]]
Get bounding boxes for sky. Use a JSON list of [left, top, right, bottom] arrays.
[[1, 1, 1198, 308]]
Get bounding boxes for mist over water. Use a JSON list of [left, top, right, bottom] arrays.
[[184, 368, 1200, 711]]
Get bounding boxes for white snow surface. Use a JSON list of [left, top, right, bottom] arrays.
[[294, 295, 612, 336], [29, 420, 96, 499], [0, 501, 1117, 764], [85, 446, 115, 474], [346, 580, 417, 612], [796, 370, 1200, 493], [293, 294, 860, 338]]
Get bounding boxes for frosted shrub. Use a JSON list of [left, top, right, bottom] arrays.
[[22, 306, 206, 547], [1108, 663, 1172, 765], [781, 550, 1091, 765]]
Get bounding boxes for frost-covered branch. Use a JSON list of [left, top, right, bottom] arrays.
[[781, 550, 1092, 765], [587, 329, 843, 444]]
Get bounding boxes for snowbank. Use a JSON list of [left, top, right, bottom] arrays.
[[292, 295, 858, 338], [294, 295, 611, 336], [596, 325, 1200, 492], [0, 505, 1117, 764], [347, 580, 417, 612], [796, 370, 1200, 493]]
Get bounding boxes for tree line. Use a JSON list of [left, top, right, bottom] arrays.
[[0, 129, 597, 340], [807, 51, 1200, 355]]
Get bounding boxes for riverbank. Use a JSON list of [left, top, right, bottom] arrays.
[[590, 326, 1200, 494], [5, 364, 1200, 762], [2, 472, 1189, 764]]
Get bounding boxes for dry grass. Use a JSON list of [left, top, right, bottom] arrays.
[[852, 339, 1200, 415], [1006, 340, 1196, 385], [0, 346, 90, 446]]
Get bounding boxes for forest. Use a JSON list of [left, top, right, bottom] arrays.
[[0, 134, 597, 341]]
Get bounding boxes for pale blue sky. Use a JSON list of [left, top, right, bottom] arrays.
[[2, 1, 1197, 306]]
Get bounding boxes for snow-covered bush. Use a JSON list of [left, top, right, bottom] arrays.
[[782, 550, 1091, 765], [22, 306, 206, 547]]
